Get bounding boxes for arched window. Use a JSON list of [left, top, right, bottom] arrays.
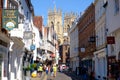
[[57, 22, 60, 32], [67, 25, 70, 32], [58, 39, 61, 45], [51, 21, 54, 32]]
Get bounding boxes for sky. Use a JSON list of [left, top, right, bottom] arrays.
[[31, 0, 94, 25]]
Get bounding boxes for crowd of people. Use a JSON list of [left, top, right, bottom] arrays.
[[31, 62, 58, 78]]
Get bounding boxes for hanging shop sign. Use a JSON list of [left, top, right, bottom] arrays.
[[88, 36, 96, 42], [23, 31, 33, 39], [30, 44, 35, 51], [107, 36, 115, 44], [80, 48, 85, 52], [2, 9, 18, 31]]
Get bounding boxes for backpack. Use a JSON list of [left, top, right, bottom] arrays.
[[50, 67, 53, 72]]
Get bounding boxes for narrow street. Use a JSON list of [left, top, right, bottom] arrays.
[[1, 0, 120, 80], [47, 71, 81, 80]]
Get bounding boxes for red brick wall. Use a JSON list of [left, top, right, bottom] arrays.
[[78, 3, 95, 59], [33, 16, 43, 32]]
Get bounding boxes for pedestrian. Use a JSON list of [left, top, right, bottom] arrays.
[[60, 65, 63, 72], [46, 65, 49, 75], [53, 64, 57, 77], [117, 73, 120, 80], [37, 64, 43, 77], [89, 71, 95, 80], [81, 66, 87, 80], [50, 65, 54, 76]]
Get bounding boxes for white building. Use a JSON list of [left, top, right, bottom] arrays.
[[105, 0, 120, 79], [69, 19, 79, 72], [106, 0, 120, 59], [94, 0, 107, 79], [32, 25, 42, 61], [40, 25, 59, 65], [3, 0, 35, 80]]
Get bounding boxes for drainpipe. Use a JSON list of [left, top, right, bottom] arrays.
[[103, 1, 108, 80]]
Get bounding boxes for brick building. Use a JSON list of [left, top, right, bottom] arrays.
[[78, 3, 95, 70], [33, 16, 43, 32]]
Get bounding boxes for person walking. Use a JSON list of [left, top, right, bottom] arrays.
[[60, 65, 63, 72], [53, 64, 57, 77], [37, 64, 43, 77], [50, 65, 54, 76], [46, 65, 49, 75]]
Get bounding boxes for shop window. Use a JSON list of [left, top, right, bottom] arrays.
[[111, 44, 114, 53], [114, 0, 119, 14], [108, 56, 119, 79]]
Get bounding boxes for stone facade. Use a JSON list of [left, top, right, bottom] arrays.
[[62, 12, 77, 64], [47, 6, 63, 45], [63, 12, 77, 45]]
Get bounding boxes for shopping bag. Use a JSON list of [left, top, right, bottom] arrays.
[[31, 71, 37, 78]]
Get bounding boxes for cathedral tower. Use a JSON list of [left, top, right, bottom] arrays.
[[47, 6, 63, 45], [63, 12, 77, 44]]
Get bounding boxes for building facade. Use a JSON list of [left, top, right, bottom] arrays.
[[105, 0, 120, 79], [48, 6, 63, 45], [94, 0, 107, 79], [60, 12, 77, 65], [33, 16, 43, 32], [2, 0, 35, 80], [33, 16, 43, 60], [78, 3, 95, 72], [69, 18, 79, 72]]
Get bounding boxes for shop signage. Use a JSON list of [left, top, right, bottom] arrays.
[[30, 44, 35, 50], [107, 36, 115, 44], [88, 36, 96, 42], [23, 31, 33, 39], [80, 48, 85, 52], [2, 9, 18, 31]]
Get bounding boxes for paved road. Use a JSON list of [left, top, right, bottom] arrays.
[[47, 71, 81, 80], [47, 72, 72, 80]]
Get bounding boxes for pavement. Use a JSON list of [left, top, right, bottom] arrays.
[[30, 72, 47, 80], [30, 71, 82, 80]]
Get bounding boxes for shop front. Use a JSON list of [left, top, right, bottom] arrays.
[[94, 48, 107, 80], [107, 56, 120, 80]]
